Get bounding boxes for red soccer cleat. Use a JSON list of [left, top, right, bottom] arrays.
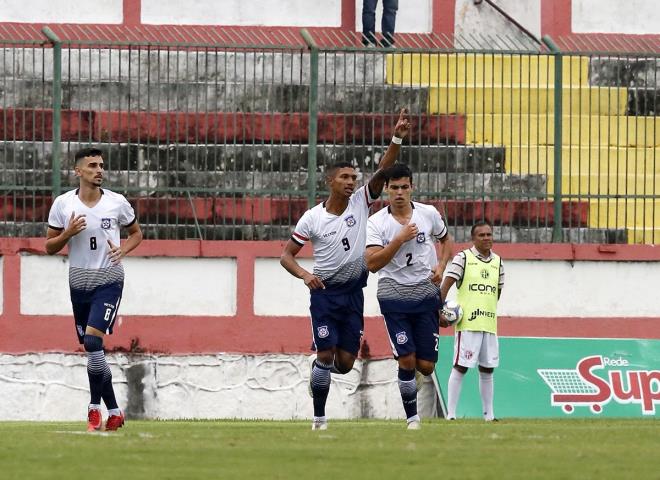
[[105, 412, 125, 431], [87, 408, 103, 432]]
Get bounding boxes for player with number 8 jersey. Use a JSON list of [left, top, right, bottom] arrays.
[[46, 147, 142, 432]]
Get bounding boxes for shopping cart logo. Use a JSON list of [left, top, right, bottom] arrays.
[[538, 355, 660, 415]]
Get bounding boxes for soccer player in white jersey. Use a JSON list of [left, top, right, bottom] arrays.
[[440, 220, 504, 421], [45, 147, 143, 432], [365, 163, 454, 429], [280, 109, 411, 430]]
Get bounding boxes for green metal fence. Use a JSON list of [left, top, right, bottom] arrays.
[[0, 27, 658, 243]]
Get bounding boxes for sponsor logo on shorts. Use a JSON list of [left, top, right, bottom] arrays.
[[396, 331, 408, 344], [317, 326, 329, 338], [76, 325, 84, 337], [101, 218, 112, 229], [344, 215, 356, 227], [416, 232, 425, 243]]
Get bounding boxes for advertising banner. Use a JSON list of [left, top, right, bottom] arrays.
[[433, 337, 660, 418]]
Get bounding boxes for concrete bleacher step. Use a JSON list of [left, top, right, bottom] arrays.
[[588, 199, 660, 229], [386, 54, 590, 87], [0, 220, 625, 243], [546, 173, 658, 197], [448, 225, 627, 244], [0, 141, 506, 173], [626, 228, 660, 245], [467, 114, 660, 147], [589, 57, 660, 89], [428, 85, 628, 115], [0, 195, 587, 227], [0, 109, 466, 145], [0, 48, 390, 84], [0, 80, 431, 114], [506, 145, 660, 175]]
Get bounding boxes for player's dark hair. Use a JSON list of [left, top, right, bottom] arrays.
[[74, 147, 104, 165], [384, 163, 413, 185], [471, 219, 493, 237], [326, 161, 355, 179]]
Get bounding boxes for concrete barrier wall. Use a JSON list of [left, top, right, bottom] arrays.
[[2, 238, 659, 420]]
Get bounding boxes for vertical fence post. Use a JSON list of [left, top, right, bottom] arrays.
[[42, 26, 62, 199], [301, 29, 318, 209], [543, 35, 563, 242]]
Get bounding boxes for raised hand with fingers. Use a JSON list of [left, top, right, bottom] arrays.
[[107, 239, 123, 265], [394, 108, 411, 140]]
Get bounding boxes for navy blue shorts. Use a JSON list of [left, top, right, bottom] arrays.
[[309, 290, 364, 356], [70, 282, 123, 344], [382, 309, 440, 362]]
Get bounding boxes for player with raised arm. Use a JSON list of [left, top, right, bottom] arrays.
[[280, 109, 411, 430], [45, 147, 143, 431], [440, 220, 504, 421], [365, 163, 453, 429]]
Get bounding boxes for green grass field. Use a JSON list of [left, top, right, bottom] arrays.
[[0, 419, 657, 479]]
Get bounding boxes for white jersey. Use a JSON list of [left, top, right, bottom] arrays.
[[367, 201, 448, 312], [47, 188, 136, 291], [291, 185, 376, 294]]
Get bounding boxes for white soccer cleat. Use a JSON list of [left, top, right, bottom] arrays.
[[311, 418, 328, 430], [415, 370, 426, 392], [407, 420, 421, 430]]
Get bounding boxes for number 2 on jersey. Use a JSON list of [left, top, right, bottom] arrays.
[[405, 253, 413, 266]]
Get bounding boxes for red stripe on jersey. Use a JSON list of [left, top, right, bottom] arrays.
[[292, 232, 308, 242]]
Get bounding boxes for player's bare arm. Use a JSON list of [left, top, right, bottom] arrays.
[[368, 108, 411, 197], [107, 222, 143, 265], [430, 234, 455, 283], [280, 239, 325, 289], [365, 222, 418, 272], [45, 211, 87, 255]]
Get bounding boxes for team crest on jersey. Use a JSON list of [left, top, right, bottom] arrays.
[[396, 331, 408, 344], [481, 269, 489, 279], [317, 326, 329, 338], [101, 218, 112, 229], [416, 232, 426, 243], [464, 350, 474, 360], [344, 215, 356, 227]]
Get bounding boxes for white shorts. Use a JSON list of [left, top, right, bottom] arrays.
[[453, 331, 499, 368]]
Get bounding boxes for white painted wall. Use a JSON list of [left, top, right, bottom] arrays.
[[17, 254, 660, 317], [0, 0, 123, 23], [454, 0, 541, 42], [142, 0, 343, 27], [20, 256, 237, 316], [355, 0, 433, 34], [572, 0, 660, 35], [0, 353, 439, 421]]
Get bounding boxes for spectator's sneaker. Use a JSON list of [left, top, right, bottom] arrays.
[[407, 420, 421, 430], [311, 418, 328, 430], [105, 412, 125, 431], [415, 370, 425, 392], [87, 408, 102, 432], [307, 354, 316, 398], [485, 417, 500, 423]]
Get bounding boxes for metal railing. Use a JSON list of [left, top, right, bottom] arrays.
[[0, 26, 658, 243]]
